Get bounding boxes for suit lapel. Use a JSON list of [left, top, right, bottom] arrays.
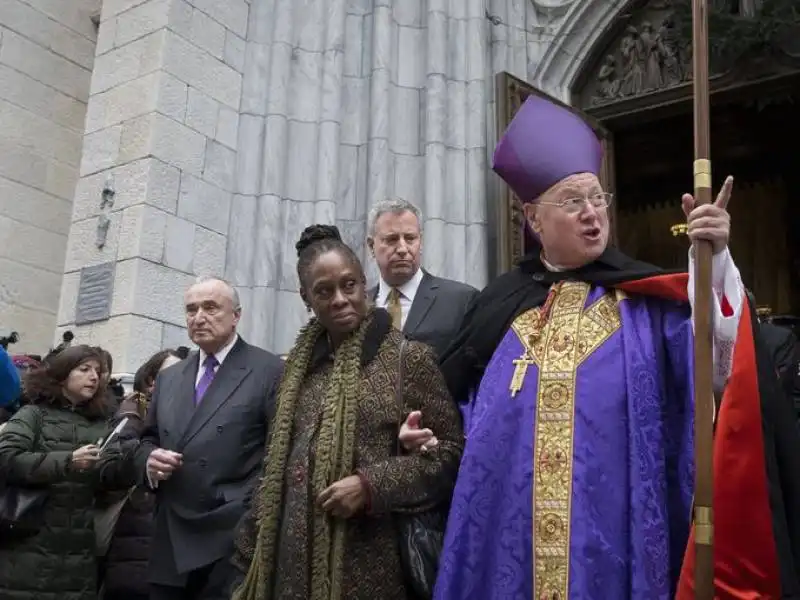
[[172, 355, 200, 443], [178, 339, 252, 449], [404, 272, 439, 335]]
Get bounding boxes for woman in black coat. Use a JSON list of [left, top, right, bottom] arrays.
[[0, 345, 137, 600]]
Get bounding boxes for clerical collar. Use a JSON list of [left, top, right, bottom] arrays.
[[540, 253, 566, 272]]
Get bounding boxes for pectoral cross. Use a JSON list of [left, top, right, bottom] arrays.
[[510, 355, 534, 398]]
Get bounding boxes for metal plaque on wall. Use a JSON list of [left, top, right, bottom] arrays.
[[75, 262, 115, 325]]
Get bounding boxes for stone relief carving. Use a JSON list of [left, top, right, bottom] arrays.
[[580, 0, 797, 107], [586, 3, 693, 106]]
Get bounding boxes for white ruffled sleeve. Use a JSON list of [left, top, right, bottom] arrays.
[[686, 247, 744, 394]]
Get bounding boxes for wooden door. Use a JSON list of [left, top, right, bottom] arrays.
[[494, 72, 617, 274]]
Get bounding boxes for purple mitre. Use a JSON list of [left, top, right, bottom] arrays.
[[492, 95, 603, 203]]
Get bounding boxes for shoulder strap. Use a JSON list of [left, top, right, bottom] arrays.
[[394, 339, 408, 455]]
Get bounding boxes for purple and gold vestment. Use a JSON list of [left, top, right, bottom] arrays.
[[434, 282, 695, 599]]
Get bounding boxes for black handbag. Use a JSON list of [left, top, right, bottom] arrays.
[[393, 339, 447, 600], [0, 406, 48, 540]]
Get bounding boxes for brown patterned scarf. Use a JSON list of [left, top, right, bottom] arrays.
[[232, 309, 375, 600]]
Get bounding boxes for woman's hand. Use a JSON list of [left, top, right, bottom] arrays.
[[71, 444, 100, 471], [399, 410, 439, 453], [317, 475, 366, 518]]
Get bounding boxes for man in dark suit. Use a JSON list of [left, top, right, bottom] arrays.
[[135, 276, 283, 600], [366, 198, 479, 358]]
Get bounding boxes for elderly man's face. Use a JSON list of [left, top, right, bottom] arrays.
[[184, 280, 240, 354], [524, 173, 610, 269], [368, 210, 422, 287]]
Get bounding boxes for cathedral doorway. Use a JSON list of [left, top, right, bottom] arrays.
[[494, 0, 800, 317]]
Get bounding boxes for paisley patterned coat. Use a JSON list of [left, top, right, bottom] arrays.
[[232, 311, 464, 599]]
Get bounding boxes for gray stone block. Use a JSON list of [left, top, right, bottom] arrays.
[[119, 112, 207, 176], [343, 15, 363, 77], [162, 30, 242, 109], [215, 105, 239, 149], [240, 286, 276, 350], [284, 121, 319, 202], [90, 30, 166, 95], [189, 0, 248, 38], [223, 30, 246, 72], [72, 157, 180, 222], [116, 203, 168, 262], [0, 27, 91, 101], [223, 193, 256, 285], [0, 0, 97, 69], [278, 199, 315, 291], [80, 125, 122, 176], [251, 193, 281, 287], [202, 140, 236, 191], [192, 225, 226, 277], [234, 114, 264, 195], [396, 27, 425, 88], [239, 42, 270, 114], [185, 86, 219, 137], [112, 0, 171, 48], [0, 174, 72, 235], [0, 213, 67, 273], [178, 172, 231, 234], [0, 98, 83, 166], [389, 86, 420, 155], [24, 0, 99, 40], [162, 214, 195, 273], [0, 64, 86, 130]]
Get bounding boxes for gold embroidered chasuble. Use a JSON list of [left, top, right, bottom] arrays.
[[509, 281, 622, 598]]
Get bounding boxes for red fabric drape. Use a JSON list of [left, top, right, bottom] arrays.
[[618, 274, 780, 600]]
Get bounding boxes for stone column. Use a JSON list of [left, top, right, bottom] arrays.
[[227, 0, 491, 354], [57, 0, 248, 371], [60, 0, 505, 361]]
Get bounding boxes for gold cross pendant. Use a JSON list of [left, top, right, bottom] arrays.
[[509, 356, 534, 397]]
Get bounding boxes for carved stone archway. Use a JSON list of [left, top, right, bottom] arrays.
[[531, 0, 800, 106], [530, 0, 635, 101]]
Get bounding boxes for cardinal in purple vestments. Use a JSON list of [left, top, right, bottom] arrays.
[[416, 95, 800, 599]]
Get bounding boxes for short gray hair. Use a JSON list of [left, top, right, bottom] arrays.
[[367, 198, 422, 237], [192, 275, 241, 310]]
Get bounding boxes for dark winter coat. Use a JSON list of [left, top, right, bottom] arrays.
[[0, 403, 137, 600], [102, 392, 155, 599]]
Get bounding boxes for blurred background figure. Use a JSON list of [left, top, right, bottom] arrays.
[[102, 349, 183, 600]]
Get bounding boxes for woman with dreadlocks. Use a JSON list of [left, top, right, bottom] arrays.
[[231, 224, 463, 600]]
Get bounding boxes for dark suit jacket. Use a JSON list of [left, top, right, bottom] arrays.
[[370, 271, 479, 358], [134, 337, 283, 585]]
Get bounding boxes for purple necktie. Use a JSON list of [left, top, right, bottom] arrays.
[[195, 355, 219, 404]]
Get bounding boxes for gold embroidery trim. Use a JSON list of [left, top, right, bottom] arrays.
[[511, 282, 622, 599]]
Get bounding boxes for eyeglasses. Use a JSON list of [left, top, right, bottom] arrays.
[[538, 192, 614, 214]]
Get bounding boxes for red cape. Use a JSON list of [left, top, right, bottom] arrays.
[[618, 273, 781, 599]]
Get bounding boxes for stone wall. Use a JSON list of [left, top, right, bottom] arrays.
[[54, 0, 624, 366], [0, 0, 99, 353], [228, 0, 493, 352], [57, 0, 247, 371]]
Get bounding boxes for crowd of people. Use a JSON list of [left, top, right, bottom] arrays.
[[0, 94, 799, 600]]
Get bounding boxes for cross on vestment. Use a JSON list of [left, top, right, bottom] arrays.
[[510, 355, 535, 397]]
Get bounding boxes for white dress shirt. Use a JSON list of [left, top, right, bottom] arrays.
[[376, 268, 424, 330], [195, 333, 239, 386]]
